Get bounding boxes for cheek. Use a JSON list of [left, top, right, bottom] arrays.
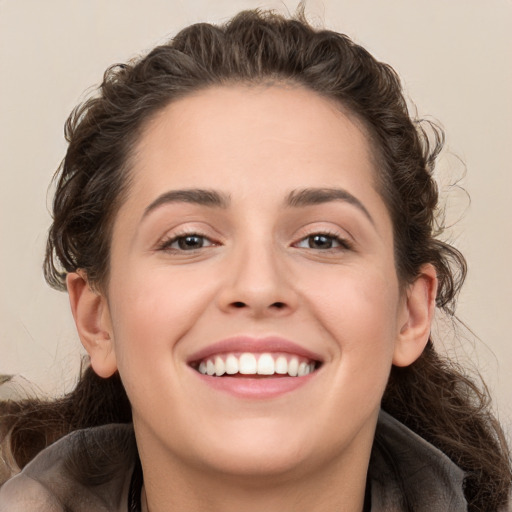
[[293, 266, 400, 451], [297, 261, 400, 406], [301, 265, 400, 346], [106, 262, 218, 369]]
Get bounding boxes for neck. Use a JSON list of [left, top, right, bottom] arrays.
[[138, 437, 372, 512]]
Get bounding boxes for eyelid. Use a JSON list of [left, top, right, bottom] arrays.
[[291, 222, 354, 249], [293, 231, 353, 250], [156, 228, 220, 252], [297, 233, 346, 247]]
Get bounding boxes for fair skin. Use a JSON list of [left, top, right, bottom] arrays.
[[68, 85, 437, 512]]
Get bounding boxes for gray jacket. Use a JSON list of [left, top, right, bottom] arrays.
[[0, 411, 467, 511]]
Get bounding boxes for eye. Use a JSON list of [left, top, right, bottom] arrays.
[[159, 233, 216, 251], [294, 233, 351, 250]]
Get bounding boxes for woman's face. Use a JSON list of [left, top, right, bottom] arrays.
[[98, 85, 415, 477]]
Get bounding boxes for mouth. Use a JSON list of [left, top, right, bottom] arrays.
[[190, 352, 319, 378], [186, 337, 323, 398]]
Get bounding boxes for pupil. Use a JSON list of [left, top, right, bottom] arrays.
[[179, 235, 203, 250], [310, 235, 332, 249]]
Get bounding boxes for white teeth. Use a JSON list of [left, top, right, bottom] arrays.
[[196, 353, 317, 377], [275, 356, 288, 374], [214, 356, 225, 376], [225, 354, 239, 374], [239, 353, 257, 374], [257, 353, 275, 375], [288, 357, 299, 377], [298, 361, 307, 376], [206, 360, 216, 376]]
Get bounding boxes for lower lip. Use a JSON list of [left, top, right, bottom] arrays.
[[193, 371, 317, 399]]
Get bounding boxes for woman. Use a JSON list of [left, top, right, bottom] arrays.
[[0, 8, 510, 512]]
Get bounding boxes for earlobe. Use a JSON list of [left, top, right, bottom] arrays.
[[393, 264, 438, 367], [66, 272, 118, 378]]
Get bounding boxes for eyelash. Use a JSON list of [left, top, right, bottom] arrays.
[[156, 230, 352, 253], [293, 231, 353, 252], [157, 232, 217, 252]]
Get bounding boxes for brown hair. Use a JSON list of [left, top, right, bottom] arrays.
[[2, 9, 510, 510]]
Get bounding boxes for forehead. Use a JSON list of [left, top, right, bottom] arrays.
[[129, 84, 379, 198]]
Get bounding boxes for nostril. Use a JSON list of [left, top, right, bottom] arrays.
[[228, 301, 288, 310]]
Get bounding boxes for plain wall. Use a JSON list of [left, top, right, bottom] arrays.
[[1, 0, 511, 434]]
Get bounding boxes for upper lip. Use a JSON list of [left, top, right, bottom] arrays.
[[187, 336, 323, 364]]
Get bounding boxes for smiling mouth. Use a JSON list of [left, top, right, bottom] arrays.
[[191, 352, 319, 378]]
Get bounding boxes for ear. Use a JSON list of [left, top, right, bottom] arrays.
[[393, 264, 438, 367], [67, 272, 118, 378]]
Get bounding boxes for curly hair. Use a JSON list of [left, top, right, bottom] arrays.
[[2, 9, 510, 510]]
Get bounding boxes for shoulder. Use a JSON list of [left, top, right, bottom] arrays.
[[0, 473, 61, 512], [0, 423, 136, 512], [369, 410, 467, 511]]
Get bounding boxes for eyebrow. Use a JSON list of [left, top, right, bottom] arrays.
[[143, 189, 230, 218], [141, 186, 374, 225], [286, 187, 375, 225]]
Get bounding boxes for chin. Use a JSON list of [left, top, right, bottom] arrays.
[[189, 423, 317, 478], [203, 446, 312, 480]]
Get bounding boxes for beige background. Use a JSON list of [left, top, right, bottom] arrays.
[[1, 0, 511, 435]]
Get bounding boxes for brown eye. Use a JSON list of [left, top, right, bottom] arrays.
[[160, 233, 216, 251], [308, 234, 336, 249], [177, 235, 206, 250], [293, 233, 352, 251], [295, 233, 346, 250]]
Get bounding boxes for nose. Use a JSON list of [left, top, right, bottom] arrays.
[[216, 240, 298, 318]]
